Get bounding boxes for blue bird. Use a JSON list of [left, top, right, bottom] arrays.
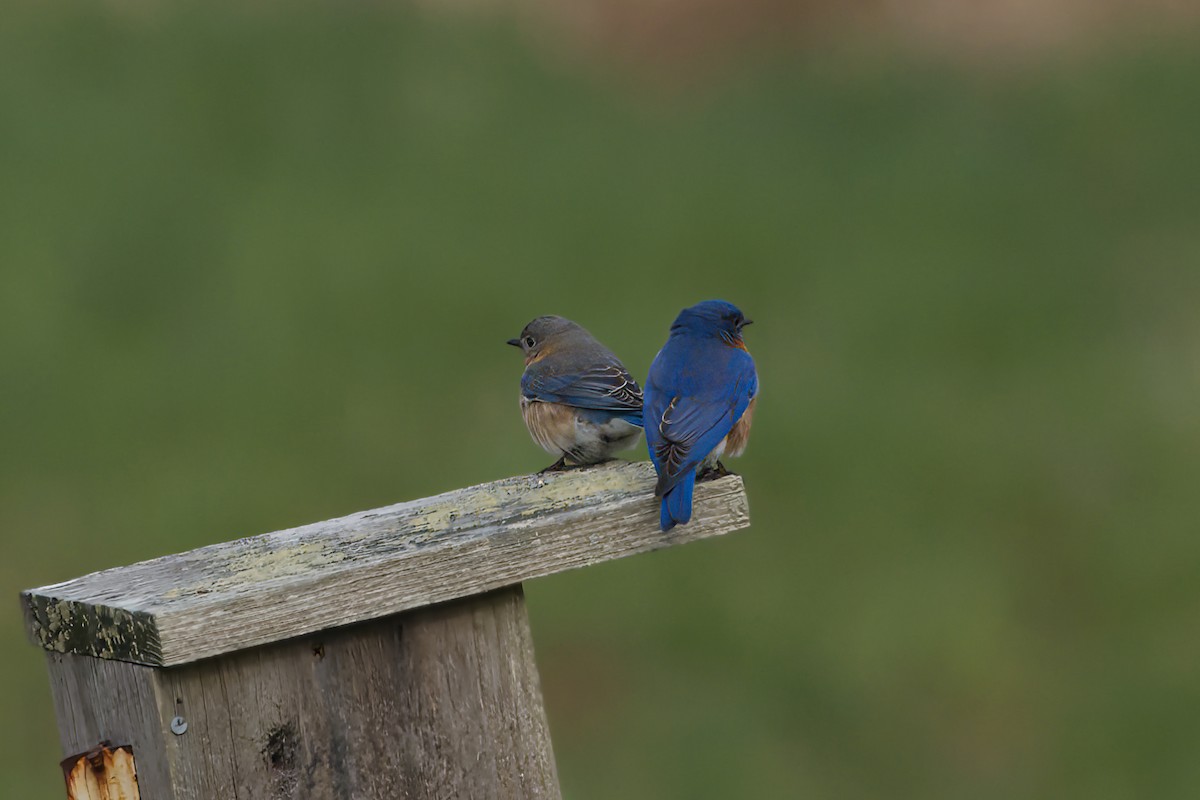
[[644, 300, 758, 531], [509, 316, 644, 472]]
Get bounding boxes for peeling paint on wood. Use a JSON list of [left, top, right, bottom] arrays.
[[23, 461, 751, 666], [62, 743, 140, 800]]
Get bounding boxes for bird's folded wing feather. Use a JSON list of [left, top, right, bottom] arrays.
[[522, 363, 644, 413], [648, 355, 757, 495]]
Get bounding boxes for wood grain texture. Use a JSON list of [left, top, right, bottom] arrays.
[[48, 653, 172, 796], [23, 461, 750, 666], [49, 587, 560, 800]]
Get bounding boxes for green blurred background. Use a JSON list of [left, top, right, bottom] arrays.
[[3, 2, 1199, 797]]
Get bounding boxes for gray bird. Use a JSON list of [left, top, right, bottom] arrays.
[[508, 316, 644, 472]]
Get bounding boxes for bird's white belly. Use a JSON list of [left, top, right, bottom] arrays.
[[702, 438, 728, 470], [573, 415, 642, 462]]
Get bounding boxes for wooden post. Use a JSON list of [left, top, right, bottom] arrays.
[[22, 461, 751, 799]]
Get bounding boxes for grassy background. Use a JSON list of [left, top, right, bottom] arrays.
[[2, 4, 1199, 797]]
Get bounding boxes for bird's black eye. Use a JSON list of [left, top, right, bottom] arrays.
[[523, 336, 536, 348]]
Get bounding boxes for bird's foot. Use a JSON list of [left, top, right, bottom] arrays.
[[697, 461, 734, 481], [538, 456, 569, 474]]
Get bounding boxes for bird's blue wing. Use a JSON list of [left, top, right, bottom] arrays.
[[522, 363, 644, 419], [645, 346, 756, 496]]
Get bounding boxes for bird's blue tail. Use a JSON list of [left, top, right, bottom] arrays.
[[659, 471, 695, 531]]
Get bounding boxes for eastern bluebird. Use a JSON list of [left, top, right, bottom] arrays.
[[508, 316, 645, 472], [644, 300, 758, 531]]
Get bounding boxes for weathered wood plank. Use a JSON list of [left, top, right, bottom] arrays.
[[23, 461, 750, 666], [46, 586, 560, 800], [48, 653, 173, 797]]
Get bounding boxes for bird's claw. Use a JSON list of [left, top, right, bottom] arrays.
[[538, 456, 569, 474], [697, 461, 734, 481]]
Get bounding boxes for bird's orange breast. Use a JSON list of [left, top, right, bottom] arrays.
[[724, 396, 756, 457]]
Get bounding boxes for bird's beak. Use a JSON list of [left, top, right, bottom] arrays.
[[741, 319, 754, 328], [506, 338, 522, 347]]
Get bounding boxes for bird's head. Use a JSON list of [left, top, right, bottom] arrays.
[[507, 315, 585, 365], [671, 300, 753, 346]]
